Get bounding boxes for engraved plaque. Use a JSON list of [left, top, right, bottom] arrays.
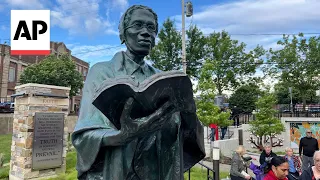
[[32, 113, 64, 170]]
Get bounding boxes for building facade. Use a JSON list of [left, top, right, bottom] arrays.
[[0, 41, 89, 113]]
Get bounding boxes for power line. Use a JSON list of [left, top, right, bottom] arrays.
[[72, 45, 125, 55], [175, 29, 320, 36], [0, 43, 124, 57], [193, 61, 320, 67], [205, 32, 320, 36]]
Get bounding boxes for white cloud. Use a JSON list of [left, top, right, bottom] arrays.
[[50, 0, 117, 35], [110, 0, 129, 12], [2, 0, 122, 36], [173, 0, 320, 50], [105, 29, 119, 35], [4, 0, 47, 9]]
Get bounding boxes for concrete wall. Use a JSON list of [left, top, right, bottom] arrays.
[[213, 138, 239, 158], [0, 114, 78, 134]]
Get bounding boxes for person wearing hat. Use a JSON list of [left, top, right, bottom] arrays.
[[299, 129, 319, 171], [71, 5, 205, 180]]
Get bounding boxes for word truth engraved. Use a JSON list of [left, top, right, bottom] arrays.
[[32, 113, 64, 170]]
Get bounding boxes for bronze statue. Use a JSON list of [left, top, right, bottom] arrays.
[[72, 5, 205, 180]]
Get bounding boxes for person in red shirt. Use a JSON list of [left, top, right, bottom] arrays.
[[209, 123, 217, 141], [264, 156, 289, 180]]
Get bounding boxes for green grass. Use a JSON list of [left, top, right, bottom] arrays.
[[0, 134, 12, 165], [0, 134, 229, 180], [0, 166, 9, 179], [184, 167, 229, 180], [47, 151, 77, 180]]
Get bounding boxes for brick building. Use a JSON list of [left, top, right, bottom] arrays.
[[0, 41, 89, 112]]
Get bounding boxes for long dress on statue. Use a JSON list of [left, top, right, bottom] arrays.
[[72, 51, 205, 180]]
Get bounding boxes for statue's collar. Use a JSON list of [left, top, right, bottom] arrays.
[[114, 51, 149, 75]]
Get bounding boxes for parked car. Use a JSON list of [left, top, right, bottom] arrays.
[[0, 102, 14, 113]]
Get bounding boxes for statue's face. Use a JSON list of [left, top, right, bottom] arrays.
[[124, 9, 156, 56]]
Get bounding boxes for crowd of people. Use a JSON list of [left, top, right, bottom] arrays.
[[229, 130, 320, 180]]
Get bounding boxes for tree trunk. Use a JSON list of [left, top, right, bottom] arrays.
[[303, 98, 307, 112], [302, 92, 306, 112], [217, 83, 222, 95], [259, 136, 263, 151]]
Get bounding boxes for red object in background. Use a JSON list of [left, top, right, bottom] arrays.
[[209, 124, 217, 129], [209, 123, 219, 140]]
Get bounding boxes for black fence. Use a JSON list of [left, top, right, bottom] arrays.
[[231, 111, 320, 126], [186, 162, 215, 180], [277, 111, 320, 118]]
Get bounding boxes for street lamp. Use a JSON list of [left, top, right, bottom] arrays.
[[212, 147, 220, 180]]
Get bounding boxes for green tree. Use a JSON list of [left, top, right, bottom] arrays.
[[267, 33, 320, 110], [185, 25, 207, 78], [273, 81, 318, 105], [20, 54, 84, 97], [196, 61, 233, 127], [205, 31, 265, 95], [148, 20, 207, 78], [229, 83, 261, 114], [148, 18, 182, 72], [248, 94, 285, 150]]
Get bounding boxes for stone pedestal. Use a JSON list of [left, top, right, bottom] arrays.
[[9, 83, 70, 180]]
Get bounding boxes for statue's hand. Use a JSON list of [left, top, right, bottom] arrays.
[[119, 97, 175, 139]]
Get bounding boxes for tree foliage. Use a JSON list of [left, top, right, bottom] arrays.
[[248, 94, 285, 150], [196, 61, 233, 127], [266, 33, 320, 110], [148, 19, 207, 78], [273, 81, 318, 105], [148, 19, 182, 72], [229, 83, 261, 114], [20, 54, 84, 97], [205, 31, 265, 95], [185, 25, 207, 78]]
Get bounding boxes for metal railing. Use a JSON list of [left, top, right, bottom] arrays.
[[277, 111, 320, 117], [187, 162, 215, 180], [207, 128, 234, 141]]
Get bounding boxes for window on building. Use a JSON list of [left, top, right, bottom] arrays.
[[8, 67, 16, 82], [83, 69, 87, 76]]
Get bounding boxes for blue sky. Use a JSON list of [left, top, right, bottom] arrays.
[[1, 0, 320, 67]]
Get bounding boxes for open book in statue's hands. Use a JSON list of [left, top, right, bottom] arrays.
[[92, 70, 196, 130]]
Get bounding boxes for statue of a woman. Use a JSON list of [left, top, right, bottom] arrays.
[[72, 5, 205, 180]]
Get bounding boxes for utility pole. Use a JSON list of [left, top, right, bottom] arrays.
[[181, 1, 193, 74], [289, 87, 293, 115], [181, 0, 187, 74]]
